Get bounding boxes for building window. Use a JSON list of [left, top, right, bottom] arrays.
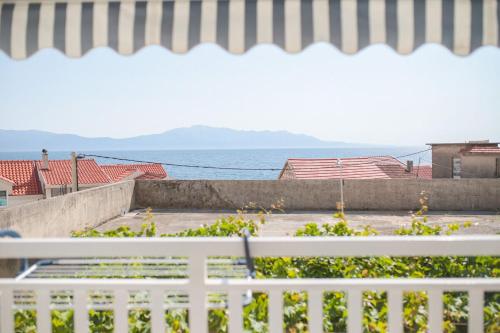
[[496, 158, 500, 178], [452, 158, 461, 179], [51, 186, 69, 197], [0, 190, 7, 207]]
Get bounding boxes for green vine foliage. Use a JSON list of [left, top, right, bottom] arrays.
[[15, 200, 500, 333]]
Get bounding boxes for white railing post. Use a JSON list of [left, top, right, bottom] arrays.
[[114, 290, 129, 333], [151, 290, 166, 333], [36, 289, 51, 333], [0, 289, 14, 333], [269, 290, 283, 333], [428, 289, 443, 333], [468, 289, 484, 333], [347, 289, 362, 333], [388, 289, 403, 333], [308, 290, 323, 333], [228, 290, 244, 333], [189, 255, 207, 333], [73, 290, 89, 333]]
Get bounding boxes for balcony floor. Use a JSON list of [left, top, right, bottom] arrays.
[[96, 209, 500, 236]]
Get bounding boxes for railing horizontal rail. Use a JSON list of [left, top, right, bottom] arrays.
[[1, 277, 499, 290], [1, 236, 499, 258], [0, 278, 190, 289], [206, 278, 500, 291]]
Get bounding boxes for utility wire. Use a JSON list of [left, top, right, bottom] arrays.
[[82, 148, 431, 172], [82, 154, 283, 171]]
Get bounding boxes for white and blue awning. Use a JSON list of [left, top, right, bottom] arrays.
[[0, 0, 498, 59]]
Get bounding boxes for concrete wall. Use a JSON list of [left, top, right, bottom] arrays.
[[134, 179, 500, 211], [0, 178, 13, 194], [0, 180, 135, 237], [462, 155, 498, 178], [431, 145, 459, 178], [4, 195, 44, 208]]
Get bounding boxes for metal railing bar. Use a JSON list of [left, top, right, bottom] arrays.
[[0, 289, 14, 333], [347, 289, 362, 333], [0, 279, 190, 289], [204, 278, 500, 290], [1, 278, 499, 290], [1, 236, 499, 258], [51, 258, 242, 264]]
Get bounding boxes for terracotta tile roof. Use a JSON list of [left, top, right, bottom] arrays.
[[0, 160, 42, 195], [135, 172, 168, 180], [376, 164, 432, 180], [412, 165, 432, 179], [461, 145, 500, 154], [280, 156, 432, 180], [100, 164, 168, 182], [113, 169, 141, 182], [36, 160, 110, 186]]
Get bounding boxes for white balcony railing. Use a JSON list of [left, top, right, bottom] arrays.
[[0, 236, 499, 333]]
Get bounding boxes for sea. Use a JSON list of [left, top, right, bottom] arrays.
[[0, 147, 431, 180]]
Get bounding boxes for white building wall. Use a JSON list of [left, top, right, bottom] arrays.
[[0, 179, 14, 208], [0, 179, 13, 193]]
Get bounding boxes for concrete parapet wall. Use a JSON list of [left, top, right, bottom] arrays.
[[134, 179, 500, 211], [1, 179, 498, 235], [0, 180, 135, 238]]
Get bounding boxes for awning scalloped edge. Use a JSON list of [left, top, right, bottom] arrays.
[[0, 0, 498, 60]]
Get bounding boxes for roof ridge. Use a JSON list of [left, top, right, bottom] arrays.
[[35, 159, 96, 162], [101, 163, 162, 166], [288, 155, 397, 160]]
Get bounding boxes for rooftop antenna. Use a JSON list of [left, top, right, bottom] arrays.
[[416, 157, 421, 178]]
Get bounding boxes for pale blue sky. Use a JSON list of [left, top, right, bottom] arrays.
[[1, 43, 499, 146]]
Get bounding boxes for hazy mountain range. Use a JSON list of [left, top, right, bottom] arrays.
[[0, 126, 375, 151]]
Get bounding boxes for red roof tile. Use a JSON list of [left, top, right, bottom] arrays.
[[412, 165, 432, 179], [135, 172, 168, 180], [462, 145, 500, 154], [114, 169, 141, 182], [0, 160, 42, 196], [376, 164, 432, 180], [100, 164, 168, 182], [36, 160, 110, 186], [281, 156, 432, 180]]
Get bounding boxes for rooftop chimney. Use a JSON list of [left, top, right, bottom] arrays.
[[41, 149, 49, 169], [406, 160, 414, 173]]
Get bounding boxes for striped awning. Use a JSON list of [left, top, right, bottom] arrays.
[[0, 0, 498, 59]]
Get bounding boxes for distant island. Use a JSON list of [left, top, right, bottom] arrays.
[[0, 126, 379, 151]]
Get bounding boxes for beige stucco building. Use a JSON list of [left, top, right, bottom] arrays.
[[427, 141, 500, 179]]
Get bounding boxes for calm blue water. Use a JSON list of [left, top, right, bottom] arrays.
[[0, 148, 431, 180]]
